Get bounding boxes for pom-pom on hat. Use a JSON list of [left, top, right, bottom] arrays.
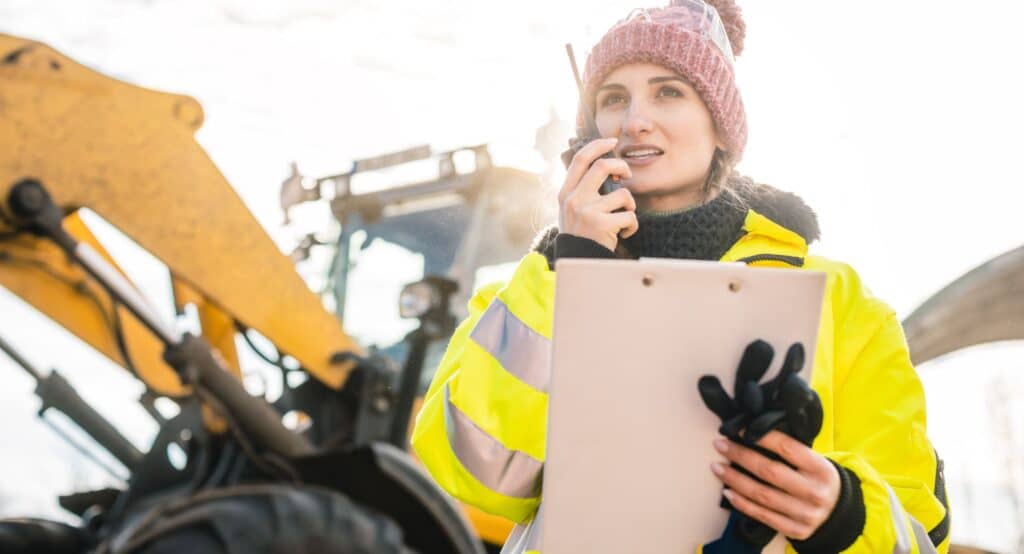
[[581, 0, 748, 160]]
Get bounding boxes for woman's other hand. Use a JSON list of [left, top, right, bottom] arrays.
[[558, 137, 638, 252], [710, 431, 840, 541]]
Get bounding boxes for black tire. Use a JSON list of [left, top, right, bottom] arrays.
[[108, 484, 416, 554], [0, 517, 90, 554]]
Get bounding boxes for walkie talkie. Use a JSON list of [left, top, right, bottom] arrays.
[[562, 43, 621, 197]]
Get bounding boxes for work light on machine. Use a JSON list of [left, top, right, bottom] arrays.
[[399, 280, 441, 319]]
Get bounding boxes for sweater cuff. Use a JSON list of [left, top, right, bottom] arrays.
[[554, 234, 615, 261], [790, 460, 865, 554]]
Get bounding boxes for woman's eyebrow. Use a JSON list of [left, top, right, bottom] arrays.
[[596, 76, 688, 93], [648, 75, 687, 85], [593, 75, 688, 94]]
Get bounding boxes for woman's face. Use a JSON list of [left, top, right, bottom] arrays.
[[594, 63, 724, 212]]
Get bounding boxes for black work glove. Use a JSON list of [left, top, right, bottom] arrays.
[[697, 340, 824, 547]]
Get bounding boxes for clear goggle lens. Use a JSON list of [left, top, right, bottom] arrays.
[[624, 0, 734, 63]]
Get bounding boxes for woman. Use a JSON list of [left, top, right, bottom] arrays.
[[411, 1, 950, 552]]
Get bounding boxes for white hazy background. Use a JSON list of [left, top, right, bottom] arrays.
[[2, 1, 1024, 551]]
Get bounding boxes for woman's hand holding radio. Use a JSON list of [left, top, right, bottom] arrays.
[[558, 137, 639, 252]]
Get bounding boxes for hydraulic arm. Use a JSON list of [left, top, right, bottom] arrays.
[[0, 34, 360, 392]]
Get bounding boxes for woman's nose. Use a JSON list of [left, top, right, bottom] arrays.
[[621, 103, 653, 138]]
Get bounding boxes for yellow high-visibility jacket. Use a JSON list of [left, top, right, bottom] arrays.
[[412, 209, 950, 553]]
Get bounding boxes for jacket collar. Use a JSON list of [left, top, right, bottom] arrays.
[[721, 209, 810, 265], [719, 180, 819, 266]]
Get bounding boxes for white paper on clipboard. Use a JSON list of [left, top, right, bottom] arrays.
[[541, 257, 827, 554]]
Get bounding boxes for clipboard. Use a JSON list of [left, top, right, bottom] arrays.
[[541, 257, 827, 553]]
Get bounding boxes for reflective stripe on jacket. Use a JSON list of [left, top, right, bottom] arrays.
[[411, 209, 950, 553]]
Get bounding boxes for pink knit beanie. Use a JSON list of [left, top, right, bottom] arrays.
[[581, 0, 748, 160]]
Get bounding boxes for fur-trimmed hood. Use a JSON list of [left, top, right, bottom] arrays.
[[739, 181, 819, 244]]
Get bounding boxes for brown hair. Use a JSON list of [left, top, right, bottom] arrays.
[[702, 148, 756, 210]]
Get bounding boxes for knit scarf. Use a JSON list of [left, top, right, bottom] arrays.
[[530, 178, 821, 264], [620, 190, 747, 261]]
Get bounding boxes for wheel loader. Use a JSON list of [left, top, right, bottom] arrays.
[[0, 33, 550, 553]]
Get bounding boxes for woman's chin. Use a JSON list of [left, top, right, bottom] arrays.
[[620, 180, 668, 196], [620, 179, 649, 193], [620, 180, 706, 210]]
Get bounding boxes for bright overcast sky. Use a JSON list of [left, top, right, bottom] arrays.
[[2, 1, 1024, 550]]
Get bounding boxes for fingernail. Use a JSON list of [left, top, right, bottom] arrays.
[[710, 462, 725, 476], [722, 489, 735, 501], [713, 438, 729, 453]]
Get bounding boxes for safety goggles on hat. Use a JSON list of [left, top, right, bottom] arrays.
[[624, 0, 735, 63]]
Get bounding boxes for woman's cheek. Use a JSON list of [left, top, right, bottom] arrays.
[[595, 113, 623, 138]]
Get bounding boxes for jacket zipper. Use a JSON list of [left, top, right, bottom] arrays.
[[736, 253, 805, 267]]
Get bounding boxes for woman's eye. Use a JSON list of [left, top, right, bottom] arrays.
[[658, 86, 683, 98], [599, 93, 626, 107]]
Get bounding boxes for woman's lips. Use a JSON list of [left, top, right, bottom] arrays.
[[622, 152, 662, 167]]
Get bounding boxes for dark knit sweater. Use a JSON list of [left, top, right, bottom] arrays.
[[621, 189, 748, 261]]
